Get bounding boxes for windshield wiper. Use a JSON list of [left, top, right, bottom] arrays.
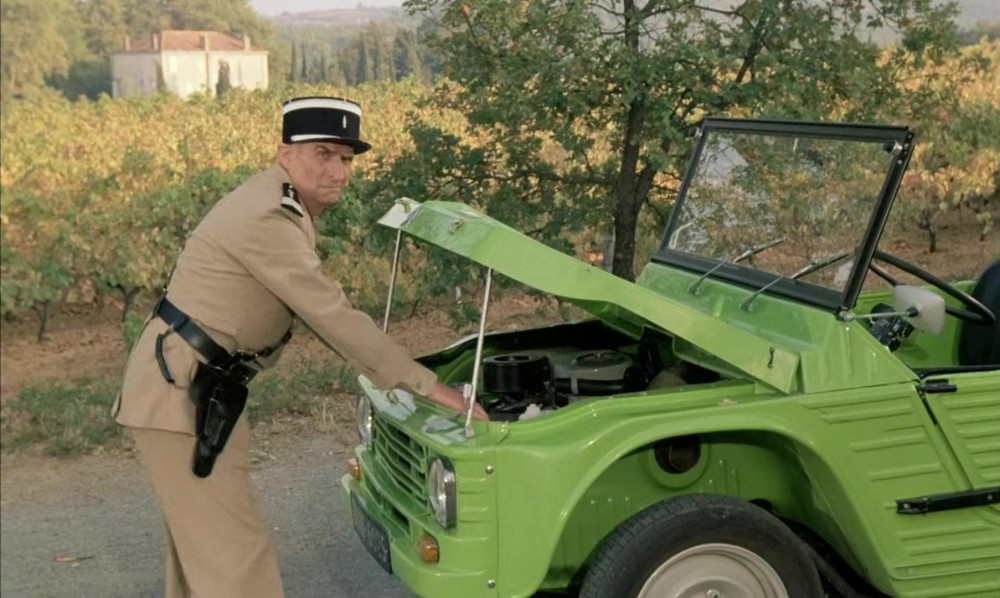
[[689, 237, 785, 295], [740, 250, 853, 311]]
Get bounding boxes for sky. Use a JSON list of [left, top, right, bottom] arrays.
[[250, 0, 403, 16]]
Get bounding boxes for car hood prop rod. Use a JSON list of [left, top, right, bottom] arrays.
[[382, 229, 403, 333], [464, 267, 493, 438]]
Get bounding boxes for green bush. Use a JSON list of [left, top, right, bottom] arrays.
[[1, 378, 120, 456]]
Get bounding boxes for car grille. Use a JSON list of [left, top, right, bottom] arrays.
[[372, 414, 429, 508]]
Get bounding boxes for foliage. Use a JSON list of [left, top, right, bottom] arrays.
[[123, 311, 147, 353], [0, 377, 121, 456], [0, 359, 358, 455], [0, 189, 81, 340], [1, 48, 996, 334], [394, 0, 963, 280], [0, 0, 284, 99], [0, 0, 443, 99], [276, 21, 440, 86], [246, 360, 357, 424], [896, 41, 1000, 252], [0, 0, 83, 97], [0, 80, 451, 331]]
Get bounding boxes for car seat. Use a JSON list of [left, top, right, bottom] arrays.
[[957, 259, 1000, 366]]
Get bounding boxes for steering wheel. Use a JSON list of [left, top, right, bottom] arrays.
[[868, 250, 996, 326]]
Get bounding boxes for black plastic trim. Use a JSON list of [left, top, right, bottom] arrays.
[[914, 365, 999, 378], [916, 378, 957, 394], [840, 134, 914, 311], [897, 486, 1000, 514], [699, 117, 910, 142]]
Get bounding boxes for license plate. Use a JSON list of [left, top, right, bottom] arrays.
[[352, 494, 392, 574]]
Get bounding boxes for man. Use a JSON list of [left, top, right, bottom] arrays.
[[114, 96, 484, 598]]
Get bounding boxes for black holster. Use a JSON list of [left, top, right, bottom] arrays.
[[152, 295, 289, 478], [189, 361, 256, 478]]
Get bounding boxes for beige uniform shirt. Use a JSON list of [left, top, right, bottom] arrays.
[[114, 164, 437, 433]]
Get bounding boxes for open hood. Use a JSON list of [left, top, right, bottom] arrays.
[[379, 199, 800, 393]]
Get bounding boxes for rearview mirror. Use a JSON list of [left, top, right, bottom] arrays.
[[893, 285, 945, 335]]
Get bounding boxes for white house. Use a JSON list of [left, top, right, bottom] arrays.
[[111, 30, 268, 99]]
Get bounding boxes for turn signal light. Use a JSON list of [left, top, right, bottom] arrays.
[[348, 457, 362, 481], [417, 534, 439, 564]]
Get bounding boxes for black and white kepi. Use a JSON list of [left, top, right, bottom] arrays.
[[281, 96, 372, 154]]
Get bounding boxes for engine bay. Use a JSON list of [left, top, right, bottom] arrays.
[[422, 319, 725, 422]]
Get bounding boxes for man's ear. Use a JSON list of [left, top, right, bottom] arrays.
[[276, 143, 293, 169]]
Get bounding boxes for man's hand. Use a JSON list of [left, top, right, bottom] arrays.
[[426, 382, 489, 421]]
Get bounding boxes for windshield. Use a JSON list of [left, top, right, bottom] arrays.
[[658, 120, 912, 310]]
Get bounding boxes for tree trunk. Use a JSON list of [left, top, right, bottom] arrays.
[[121, 287, 140, 323], [918, 209, 938, 253], [611, 0, 644, 281], [612, 195, 641, 281], [34, 300, 51, 343]]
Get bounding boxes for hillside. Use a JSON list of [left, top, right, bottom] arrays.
[[268, 6, 414, 27], [262, 1, 998, 30]]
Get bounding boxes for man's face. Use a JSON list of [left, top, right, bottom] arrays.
[[278, 141, 355, 217]]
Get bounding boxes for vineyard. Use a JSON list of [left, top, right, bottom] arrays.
[[1, 42, 998, 342]]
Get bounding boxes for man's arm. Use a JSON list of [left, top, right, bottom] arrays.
[[233, 210, 485, 419]]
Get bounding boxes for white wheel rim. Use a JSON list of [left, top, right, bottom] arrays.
[[637, 542, 789, 598]]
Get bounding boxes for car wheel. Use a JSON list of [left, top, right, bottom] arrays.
[[579, 494, 823, 598]]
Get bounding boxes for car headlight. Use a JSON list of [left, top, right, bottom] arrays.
[[428, 456, 456, 528], [356, 395, 373, 450]]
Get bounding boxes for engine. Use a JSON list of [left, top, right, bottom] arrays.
[[479, 349, 648, 421]]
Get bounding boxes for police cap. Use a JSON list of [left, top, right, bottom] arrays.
[[281, 96, 372, 154]]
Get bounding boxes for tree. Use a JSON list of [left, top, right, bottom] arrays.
[[121, 0, 169, 39], [396, 0, 961, 280], [357, 33, 375, 83], [300, 41, 309, 81], [394, 30, 423, 81], [1, 0, 84, 96], [79, 0, 128, 56], [216, 60, 232, 97], [368, 25, 395, 81], [895, 41, 999, 254]]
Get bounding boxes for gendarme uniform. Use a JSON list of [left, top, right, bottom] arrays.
[[114, 97, 436, 598]]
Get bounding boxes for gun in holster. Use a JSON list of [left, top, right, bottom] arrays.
[[153, 295, 289, 478], [188, 360, 258, 477]]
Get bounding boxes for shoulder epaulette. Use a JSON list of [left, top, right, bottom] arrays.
[[281, 183, 304, 217]]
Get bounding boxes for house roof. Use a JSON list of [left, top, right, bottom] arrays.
[[121, 30, 266, 53]]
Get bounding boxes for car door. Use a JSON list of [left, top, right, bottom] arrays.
[[918, 370, 1000, 493]]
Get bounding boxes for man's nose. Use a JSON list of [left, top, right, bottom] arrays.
[[328, 158, 349, 181]]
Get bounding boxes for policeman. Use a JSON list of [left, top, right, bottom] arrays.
[[113, 96, 483, 598]]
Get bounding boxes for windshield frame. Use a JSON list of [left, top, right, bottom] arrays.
[[653, 117, 914, 312]]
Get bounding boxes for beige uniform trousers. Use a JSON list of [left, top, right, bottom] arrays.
[[131, 417, 284, 598]]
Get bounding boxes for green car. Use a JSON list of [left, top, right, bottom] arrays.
[[342, 118, 1000, 598]]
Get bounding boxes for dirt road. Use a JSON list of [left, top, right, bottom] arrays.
[[0, 295, 562, 598], [0, 431, 413, 598]]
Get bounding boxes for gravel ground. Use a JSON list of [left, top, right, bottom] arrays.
[[0, 432, 413, 598]]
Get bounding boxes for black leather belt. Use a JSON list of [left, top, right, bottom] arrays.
[[154, 296, 292, 371], [154, 296, 234, 368]]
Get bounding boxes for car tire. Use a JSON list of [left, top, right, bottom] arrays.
[[579, 493, 823, 598]]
